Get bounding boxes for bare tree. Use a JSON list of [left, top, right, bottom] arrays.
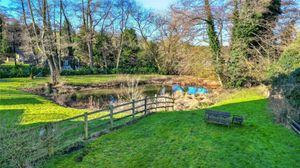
[[172, 0, 228, 84], [131, 6, 161, 70], [114, 0, 134, 69], [21, 0, 60, 84]]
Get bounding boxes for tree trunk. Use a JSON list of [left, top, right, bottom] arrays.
[[116, 32, 124, 69], [116, 47, 122, 69], [86, 0, 93, 67], [102, 47, 108, 69], [48, 59, 59, 84], [61, 0, 74, 58], [204, 0, 223, 86], [87, 41, 93, 66]]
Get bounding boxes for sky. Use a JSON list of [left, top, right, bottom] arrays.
[[0, 0, 175, 11], [136, 0, 175, 11]]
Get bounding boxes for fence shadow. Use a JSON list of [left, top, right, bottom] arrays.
[[0, 109, 24, 127]]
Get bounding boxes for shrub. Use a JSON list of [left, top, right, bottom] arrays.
[[269, 35, 300, 125], [0, 64, 49, 78], [270, 69, 300, 124], [60, 67, 106, 76]]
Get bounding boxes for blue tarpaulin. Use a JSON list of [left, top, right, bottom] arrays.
[[187, 86, 197, 95], [187, 86, 208, 95], [197, 87, 208, 94], [172, 84, 184, 93], [173, 84, 208, 95]]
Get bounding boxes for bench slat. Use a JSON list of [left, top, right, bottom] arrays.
[[205, 110, 231, 126]]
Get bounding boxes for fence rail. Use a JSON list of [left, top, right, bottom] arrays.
[[287, 116, 300, 135], [0, 95, 175, 167]]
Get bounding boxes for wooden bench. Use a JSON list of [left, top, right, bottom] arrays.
[[232, 115, 244, 125], [205, 110, 231, 126]]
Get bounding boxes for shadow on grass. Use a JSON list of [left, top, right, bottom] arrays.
[[0, 98, 42, 105], [42, 98, 300, 168], [0, 109, 24, 127], [0, 89, 26, 95]]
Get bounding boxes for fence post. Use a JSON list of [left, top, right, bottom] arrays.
[[172, 99, 175, 111], [109, 104, 114, 128], [46, 123, 54, 156], [132, 99, 135, 120], [172, 95, 175, 111], [144, 96, 148, 115], [154, 94, 158, 112], [164, 97, 167, 111], [84, 112, 88, 140]]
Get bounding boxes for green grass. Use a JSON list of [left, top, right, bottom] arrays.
[[0, 62, 30, 67], [44, 88, 300, 168], [0, 77, 86, 125], [1, 76, 299, 167], [0, 74, 165, 125]]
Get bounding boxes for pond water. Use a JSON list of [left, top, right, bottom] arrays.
[[54, 84, 172, 110]]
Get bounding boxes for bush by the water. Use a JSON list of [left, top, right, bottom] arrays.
[[270, 36, 300, 124], [270, 69, 300, 124]]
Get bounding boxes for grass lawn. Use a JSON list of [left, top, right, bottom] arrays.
[[44, 88, 300, 168], [0, 74, 165, 125], [1, 76, 299, 167]]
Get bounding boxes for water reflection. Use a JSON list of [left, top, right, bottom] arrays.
[[54, 85, 172, 110]]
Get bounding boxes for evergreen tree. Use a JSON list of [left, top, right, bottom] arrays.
[[120, 29, 140, 69], [0, 15, 9, 60], [0, 15, 3, 49], [94, 32, 114, 69]]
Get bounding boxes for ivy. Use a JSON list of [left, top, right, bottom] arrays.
[[226, 0, 281, 87]]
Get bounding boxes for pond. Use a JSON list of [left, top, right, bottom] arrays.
[[53, 84, 172, 110]]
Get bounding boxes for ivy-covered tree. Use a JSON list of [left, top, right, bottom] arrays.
[[227, 0, 281, 87], [204, 0, 223, 85]]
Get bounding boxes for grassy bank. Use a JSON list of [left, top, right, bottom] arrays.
[[1, 76, 299, 167], [44, 88, 300, 168], [0, 74, 164, 125]]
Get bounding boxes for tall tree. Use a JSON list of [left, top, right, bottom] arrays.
[[204, 0, 223, 85], [115, 0, 133, 70], [172, 0, 226, 83], [22, 0, 61, 84], [60, 0, 74, 58], [228, 0, 281, 87], [119, 28, 140, 69]]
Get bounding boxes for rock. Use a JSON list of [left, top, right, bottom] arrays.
[[173, 91, 184, 99]]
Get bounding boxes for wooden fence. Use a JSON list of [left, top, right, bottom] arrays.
[[287, 116, 300, 135], [0, 95, 175, 167]]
